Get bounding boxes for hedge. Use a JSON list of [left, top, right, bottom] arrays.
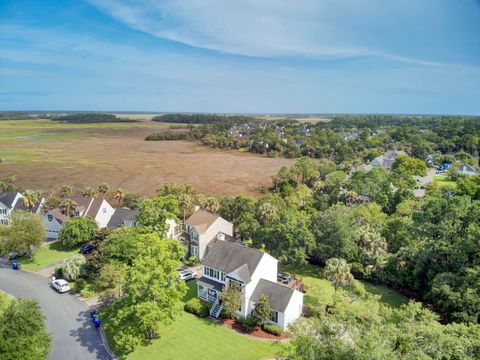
[[184, 298, 210, 317], [262, 323, 283, 336]]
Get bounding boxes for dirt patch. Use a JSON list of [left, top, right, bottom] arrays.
[[0, 124, 294, 196]]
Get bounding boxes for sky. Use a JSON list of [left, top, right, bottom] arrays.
[[0, 0, 479, 114]]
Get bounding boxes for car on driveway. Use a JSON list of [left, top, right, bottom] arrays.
[[80, 244, 96, 254], [278, 273, 292, 284], [52, 279, 71, 293], [178, 269, 197, 281], [8, 251, 27, 260]]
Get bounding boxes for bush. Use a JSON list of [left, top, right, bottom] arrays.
[[237, 315, 258, 332], [262, 323, 283, 336], [73, 279, 87, 293], [54, 267, 63, 279], [184, 298, 210, 317], [220, 308, 232, 319], [184, 256, 200, 267], [61, 255, 86, 281]]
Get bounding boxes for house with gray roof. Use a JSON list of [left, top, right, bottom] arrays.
[[0, 191, 44, 225], [197, 240, 303, 330]]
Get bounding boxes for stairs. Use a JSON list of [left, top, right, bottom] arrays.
[[210, 299, 223, 318]]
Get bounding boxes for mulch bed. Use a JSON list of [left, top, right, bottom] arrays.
[[219, 318, 290, 340]]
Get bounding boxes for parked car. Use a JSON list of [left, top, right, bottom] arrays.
[[80, 244, 96, 254], [178, 269, 197, 281], [277, 273, 292, 284], [51, 279, 71, 293], [8, 252, 27, 260]]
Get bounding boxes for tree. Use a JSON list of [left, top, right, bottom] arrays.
[[220, 285, 242, 319], [96, 262, 126, 297], [98, 183, 110, 198], [0, 211, 45, 257], [59, 185, 71, 198], [392, 155, 427, 177], [292, 157, 318, 185], [59, 199, 77, 217], [324, 258, 354, 292], [114, 188, 126, 207], [22, 190, 39, 211], [202, 196, 220, 213], [59, 217, 98, 247], [0, 297, 51, 360], [102, 237, 187, 354], [137, 195, 179, 236], [82, 186, 96, 197], [61, 255, 86, 281], [252, 294, 271, 326]]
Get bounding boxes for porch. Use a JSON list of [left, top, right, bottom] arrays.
[[197, 276, 224, 302]]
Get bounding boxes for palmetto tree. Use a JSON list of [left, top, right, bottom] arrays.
[[98, 183, 110, 198], [178, 193, 193, 223], [22, 190, 39, 211], [203, 197, 220, 213], [114, 188, 125, 207], [257, 202, 278, 224], [83, 186, 96, 198], [59, 185, 72, 199], [324, 257, 354, 293], [60, 199, 77, 217]]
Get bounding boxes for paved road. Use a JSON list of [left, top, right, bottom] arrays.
[[0, 266, 111, 360]]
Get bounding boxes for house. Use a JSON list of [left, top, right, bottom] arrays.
[[0, 191, 44, 225], [44, 196, 115, 239], [369, 149, 407, 171], [196, 240, 303, 330], [107, 208, 182, 239], [456, 163, 480, 176], [184, 209, 234, 259]]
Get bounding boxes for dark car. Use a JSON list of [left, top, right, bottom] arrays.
[[80, 244, 96, 254], [277, 273, 292, 284], [8, 252, 27, 260]]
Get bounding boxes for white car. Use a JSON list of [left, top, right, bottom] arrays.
[[52, 279, 71, 293], [178, 269, 198, 281]]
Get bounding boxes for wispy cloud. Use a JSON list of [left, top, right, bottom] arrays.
[[86, 0, 449, 66]]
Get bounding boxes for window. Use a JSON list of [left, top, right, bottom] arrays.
[[0, 219, 8, 225], [270, 310, 278, 324], [204, 266, 221, 281], [103, 208, 107, 214], [47, 214, 53, 221], [0, 209, 7, 215], [191, 245, 198, 256]]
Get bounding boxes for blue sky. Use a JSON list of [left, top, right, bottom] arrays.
[[1, 0, 479, 114]]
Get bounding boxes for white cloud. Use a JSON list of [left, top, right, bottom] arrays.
[[86, 0, 443, 65]]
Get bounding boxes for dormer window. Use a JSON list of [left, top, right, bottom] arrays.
[[47, 214, 53, 221]]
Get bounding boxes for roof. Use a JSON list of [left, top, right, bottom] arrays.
[[70, 196, 110, 218], [0, 192, 19, 208], [202, 241, 266, 283], [107, 208, 139, 228], [185, 209, 221, 234], [14, 198, 43, 213], [47, 208, 69, 224], [250, 279, 295, 312], [197, 276, 224, 292]]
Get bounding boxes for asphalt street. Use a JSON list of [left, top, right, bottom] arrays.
[[0, 265, 111, 360]]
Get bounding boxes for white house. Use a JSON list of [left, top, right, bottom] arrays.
[[185, 209, 234, 259], [44, 196, 115, 239], [456, 163, 480, 176], [0, 191, 44, 225], [107, 208, 182, 239], [197, 240, 303, 330]]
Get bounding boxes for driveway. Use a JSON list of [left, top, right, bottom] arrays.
[[0, 266, 111, 360]]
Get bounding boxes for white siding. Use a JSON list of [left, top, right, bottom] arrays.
[[94, 199, 115, 228], [198, 218, 234, 260], [282, 290, 304, 330], [44, 213, 62, 240]]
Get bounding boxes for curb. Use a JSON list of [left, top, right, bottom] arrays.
[[99, 326, 119, 360]]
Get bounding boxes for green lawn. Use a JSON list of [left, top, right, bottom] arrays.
[[106, 282, 277, 360], [284, 263, 408, 309], [16, 241, 78, 271], [433, 174, 457, 189]]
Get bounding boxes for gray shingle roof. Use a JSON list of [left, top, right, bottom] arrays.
[[14, 198, 43, 213], [202, 241, 265, 283], [185, 209, 221, 234], [197, 276, 224, 292], [0, 192, 18, 208], [250, 279, 295, 312], [107, 208, 138, 228]]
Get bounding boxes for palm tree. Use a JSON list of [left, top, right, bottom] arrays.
[[83, 186, 96, 198], [0, 181, 6, 192], [257, 202, 278, 224], [98, 183, 110, 198], [22, 190, 39, 211], [60, 199, 77, 217], [8, 175, 16, 187], [324, 257, 354, 293], [203, 197, 220, 213], [178, 193, 192, 224], [61, 255, 86, 281], [114, 188, 125, 207], [59, 185, 72, 198]]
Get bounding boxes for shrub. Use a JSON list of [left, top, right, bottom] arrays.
[[184, 298, 210, 317], [237, 315, 258, 332], [54, 266, 63, 279], [220, 308, 232, 319], [184, 256, 200, 267], [61, 255, 86, 281], [73, 278, 87, 293], [262, 323, 283, 336]]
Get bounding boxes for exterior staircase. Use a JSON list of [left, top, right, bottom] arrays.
[[210, 299, 223, 318]]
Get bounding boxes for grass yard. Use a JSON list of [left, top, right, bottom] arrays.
[[284, 263, 408, 309], [433, 174, 457, 189], [106, 282, 278, 360], [16, 241, 78, 271]]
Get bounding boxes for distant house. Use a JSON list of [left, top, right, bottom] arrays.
[[197, 240, 303, 330], [456, 163, 480, 176], [369, 149, 407, 171], [44, 196, 115, 239], [185, 209, 234, 259], [0, 191, 44, 225]]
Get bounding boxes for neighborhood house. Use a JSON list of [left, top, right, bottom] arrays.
[[0, 191, 44, 225]]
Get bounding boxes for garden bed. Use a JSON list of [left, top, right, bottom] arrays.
[[219, 318, 290, 340]]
